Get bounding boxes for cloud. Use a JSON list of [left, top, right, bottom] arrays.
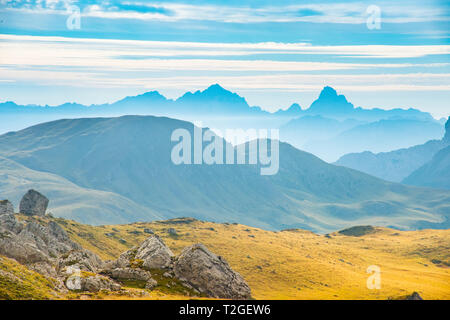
[[2, 35, 449, 59], [1, 1, 449, 24], [0, 34, 449, 95]]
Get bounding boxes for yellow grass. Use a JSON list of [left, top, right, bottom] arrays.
[[0, 255, 60, 300], [36, 216, 449, 300]]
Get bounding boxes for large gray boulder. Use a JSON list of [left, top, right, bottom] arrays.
[[0, 200, 14, 215], [80, 275, 121, 292], [19, 189, 49, 216], [57, 249, 104, 274], [103, 267, 153, 282], [173, 243, 251, 299], [63, 269, 121, 292], [115, 235, 174, 270]]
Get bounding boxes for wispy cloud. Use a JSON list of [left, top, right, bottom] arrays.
[[1, 1, 449, 24], [1, 34, 449, 95], [2, 35, 450, 59]]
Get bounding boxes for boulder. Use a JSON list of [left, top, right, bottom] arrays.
[[19, 189, 49, 216], [57, 249, 104, 274], [173, 243, 251, 299], [102, 267, 152, 282], [406, 292, 423, 300], [167, 228, 178, 236], [0, 200, 13, 215], [115, 235, 174, 270], [79, 275, 121, 292], [82, 275, 121, 292], [145, 278, 158, 290], [0, 213, 24, 234]]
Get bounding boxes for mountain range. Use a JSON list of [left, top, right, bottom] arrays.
[[1, 85, 445, 162], [336, 117, 450, 188], [403, 119, 450, 190], [0, 115, 448, 232]]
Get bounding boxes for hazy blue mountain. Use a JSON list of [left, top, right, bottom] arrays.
[[304, 86, 435, 122], [303, 118, 444, 162], [0, 84, 436, 129], [176, 84, 264, 115], [305, 86, 354, 118], [445, 117, 450, 142], [0, 156, 162, 224], [0, 85, 443, 165], [335, 117, 450, 182], [274, 103, 303, 117], [280, 115, 364, 148], [402, 118, 450, 190], [402, 145, 450, 190], [335, 140, 447, 182], [0, 116, 448, 232]]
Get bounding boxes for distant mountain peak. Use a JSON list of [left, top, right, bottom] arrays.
[[177, 84, 249, 112], [306, 86, 354, 116], [116, 90, 168, 105], [319, 86, 338, 99], [205, 83, 227, 93], [274, 103, 302, 116], [198, 83, 238, 98], [288, 103, 302, 112]]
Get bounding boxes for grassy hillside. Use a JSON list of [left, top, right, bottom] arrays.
[[0, 255, 60, 300], [0, 156, 163, 224], [15, 215, 448, 300]]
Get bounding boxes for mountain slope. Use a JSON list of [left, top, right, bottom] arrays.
[[0, 116, 448, 232], [280, 115, 364, 148], [335, 140, 447, 182], [0, 254, 61, 300], [303, 119, 444, 162], [335, 116, 449, 182], [0, 156, 162, 225], [403, 145, 450, 190]]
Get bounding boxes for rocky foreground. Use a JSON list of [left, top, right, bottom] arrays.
[[0, 190, 251, 299]]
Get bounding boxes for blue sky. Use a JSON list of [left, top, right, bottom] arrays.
[[0, 0, 449, 118]]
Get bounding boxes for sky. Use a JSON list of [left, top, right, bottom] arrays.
[[0, 0, 449, 118]]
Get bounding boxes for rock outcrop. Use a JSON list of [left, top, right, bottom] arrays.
[[174, 244, 252, 299], [108, 236, 252, 299], [0, 192, 121, 293], [101, 267, 157, 289], [0, 192, 251, 298], [0, 200, 14, 215], [57, 249, 104, 274], [19, 189, 49, 216], [114, 235, 174, 270]]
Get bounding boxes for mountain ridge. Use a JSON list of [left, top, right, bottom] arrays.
[[0, 115, 448, 232], [335, 116, 450, 184]]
